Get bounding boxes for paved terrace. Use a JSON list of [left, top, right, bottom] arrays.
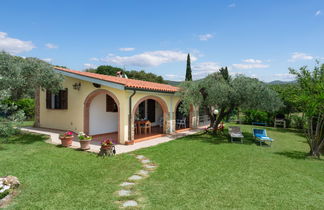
[[21, 127, 203, 154]]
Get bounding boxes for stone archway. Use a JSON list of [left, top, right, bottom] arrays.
[[84, 89, 120, 143], [131, 95, 169, 140]]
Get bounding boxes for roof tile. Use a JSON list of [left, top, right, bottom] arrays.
[[54, 67, 179, 93]]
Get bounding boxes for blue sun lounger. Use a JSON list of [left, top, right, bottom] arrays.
[[252, 128, 274, 147]]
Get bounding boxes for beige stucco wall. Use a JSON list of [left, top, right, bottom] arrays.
[[39, 75, 190, 144]]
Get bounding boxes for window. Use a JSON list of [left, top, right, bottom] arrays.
[[46, 89, 68, 109], [106, 95, 118, 112]]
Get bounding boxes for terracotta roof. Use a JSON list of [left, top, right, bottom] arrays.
[[54, 67, 179, 93]]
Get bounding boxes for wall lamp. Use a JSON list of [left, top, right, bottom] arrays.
[[73, 82, 81, 91]]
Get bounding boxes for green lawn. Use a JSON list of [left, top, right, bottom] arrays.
[[1, 124, 323, 209], [135, 124, 324, 209], [0, 133, 141, 209]]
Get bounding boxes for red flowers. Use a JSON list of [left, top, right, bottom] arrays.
[[101, 139, 113, 146], [65, 131, 73, 136], [60, 131, 74, 138]]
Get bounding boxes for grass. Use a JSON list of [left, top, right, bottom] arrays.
[[1, 124, 323, 209], [0, 133, 141, 209], [135, 124, 324, 209]]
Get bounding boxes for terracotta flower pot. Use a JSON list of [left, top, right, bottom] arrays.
[[79, 140, 91, 150], [59, 136, 73, 147], [101, 145, 112, 150]]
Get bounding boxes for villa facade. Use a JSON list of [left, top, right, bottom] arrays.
[[36, 67, 199, 144]]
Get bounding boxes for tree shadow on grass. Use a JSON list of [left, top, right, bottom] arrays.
[[184, 130, 256, 145], [275, 151, 324, 161], [0, 133, 48, 145]]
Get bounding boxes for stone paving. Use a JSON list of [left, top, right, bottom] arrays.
[[117, 154, 157, 208], [21, 127, 202, 155]]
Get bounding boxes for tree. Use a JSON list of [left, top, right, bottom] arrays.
[[289, 63, 324, 158], [0, 52, 63, 127], [91, 65, 166, 84], [269, 83, 301, 116], [185, 53, 192, 81], [96, 65, 122, 76], [177, 67, 283, 130]]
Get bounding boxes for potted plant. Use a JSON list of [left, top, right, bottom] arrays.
[[101, 139, 113, 149], [98, 138, 116, 156], [59, 131, 74, 147], [78, 132, 92, 150]]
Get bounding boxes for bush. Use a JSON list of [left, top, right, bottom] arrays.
[[15, 98, 35, 119], [0, 98, 34, 120], [0, 110, 25, 137], [0, 122, 20, 137], [289, 115, 305, 129], [243, 110, 273, 125]]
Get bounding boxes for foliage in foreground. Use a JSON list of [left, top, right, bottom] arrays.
[[177, 67, 283, 130], [290, 62, 324, 157]]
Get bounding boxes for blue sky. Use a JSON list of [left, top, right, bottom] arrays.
[[0, 0, 323, 82]]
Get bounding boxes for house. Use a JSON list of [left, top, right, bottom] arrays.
[[35, 67, 199, 144]]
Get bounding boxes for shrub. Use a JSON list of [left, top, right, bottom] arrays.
[[15, 98, 35, 119], [243, 110, 272, 125], [0, 122, 19, 137], [0, 98, 34, 120], [290, 115, 305, 129]]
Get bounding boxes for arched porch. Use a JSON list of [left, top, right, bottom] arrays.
[[84, 89, 120, 144], [132, 96, 169, 142]]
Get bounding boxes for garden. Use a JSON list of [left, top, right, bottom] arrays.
[[1, 124, 323, 209], [0, 52, 323, 209]]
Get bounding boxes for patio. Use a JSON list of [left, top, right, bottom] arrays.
[[21, 127, 202, 154]]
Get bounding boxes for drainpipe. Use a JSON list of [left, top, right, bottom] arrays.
[[170, 96, 173, 133], [128, 90, 136, 141]]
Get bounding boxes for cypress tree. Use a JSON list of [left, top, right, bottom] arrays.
[[185, 53, 192, 81]]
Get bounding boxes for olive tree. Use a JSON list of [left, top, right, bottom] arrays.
[[289, 63, 324, 158], [0, 52, 63, 127], [177, 67, 283, 130]]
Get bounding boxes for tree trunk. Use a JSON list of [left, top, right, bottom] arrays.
[[34, 88, 40, 127], [212, 105, 235, 132], [306, 114, 324, 158]]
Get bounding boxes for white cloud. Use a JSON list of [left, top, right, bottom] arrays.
[[288, 52, 313, 62], [242, 59, 262, 64], [192, 62, 221, 78], [0, 32, 35, 54], [83, 63, 97, 69], [274, 73, 296, 81], [232, 63, 269, 69], [315, 10, 321, 16], [90, 57, 99, 61], [101, 50, 197, 67], [198, 34, 214, 41], [228, 3, 236, 8], [42, 58, 53, 63], [232, 59, 269, 69], [45, 43, 58, 49], [119, 47, 135, 52]]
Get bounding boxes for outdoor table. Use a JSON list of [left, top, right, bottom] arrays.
[[135, 120, 152, 135]]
